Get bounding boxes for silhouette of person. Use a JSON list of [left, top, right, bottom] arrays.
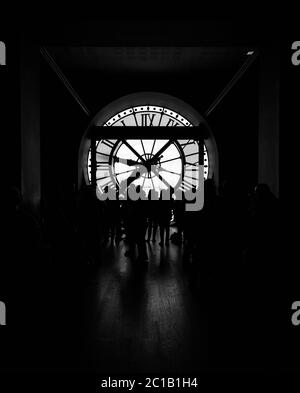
[[124, 184, 148, 262], [173, 197, 185, 244], [146, 189, 159, 242], [102, 185, 121, 244], [77, 185, 102, 264], [158, 189, 172, 246], [135, 186, 148, 261]]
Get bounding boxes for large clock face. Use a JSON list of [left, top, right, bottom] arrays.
[[87, 105, 209, 197]]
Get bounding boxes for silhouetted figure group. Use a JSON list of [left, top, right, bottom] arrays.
[[4, 180, 284, 370], [5, 180, 282, 272], [72, 180, 283, 270]]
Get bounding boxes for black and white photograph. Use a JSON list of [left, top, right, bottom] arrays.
[[0, 12, 299, 391]]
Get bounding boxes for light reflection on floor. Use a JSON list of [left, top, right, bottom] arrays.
[[83, 230, 207, 373]]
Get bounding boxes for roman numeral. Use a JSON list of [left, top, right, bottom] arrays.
[[89, 162, 108, 168], [141, 113, 156, 126], [184, 152, 199, 158], [94, 162, 110, 167], [186, 161, 199, 166], [180, 179, 197, 191], [184, 174, 199, 181], [166, 119, 180, 126], [101, 139, 115, 148], [96, 152, 110, 157], [98, 178, 115, 188], [180, 140, 195, 149], [96, 174, 111, 181]]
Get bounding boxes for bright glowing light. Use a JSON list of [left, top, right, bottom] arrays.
[[87, 105, 209, 195]]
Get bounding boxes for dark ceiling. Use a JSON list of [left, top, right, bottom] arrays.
[[39, 18, 263, 118], [43, 44, 257, 116], [47, 46, 251, 73]]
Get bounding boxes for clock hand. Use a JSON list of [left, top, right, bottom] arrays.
[[119, 165, 148, 190], [115, 157, 142, 166], [152, 167, 173, 189], [149, 140, 173, 165], [121, 139, 147, 166]]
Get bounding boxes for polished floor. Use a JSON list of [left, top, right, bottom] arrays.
[[83, 229, 210, 374], [0, 225, 291, 373], [81, 225, 291, 374]]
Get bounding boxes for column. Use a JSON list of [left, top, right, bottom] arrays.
[[20, 41, 41, 214], [258, 42, 280, 197]]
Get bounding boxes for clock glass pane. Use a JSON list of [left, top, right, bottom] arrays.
[[87, 105, 209, 196]]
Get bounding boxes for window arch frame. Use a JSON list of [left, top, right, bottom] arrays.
[[78, 92, 219, 191]]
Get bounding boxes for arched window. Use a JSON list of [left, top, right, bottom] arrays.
[[78, 92, 218, 195]]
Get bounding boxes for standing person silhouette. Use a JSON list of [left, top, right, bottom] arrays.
[[136, 186, 148, 261], [158, 189, 172, 246], [124, 184, 148, 262], [146, 189, 159, 242]]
